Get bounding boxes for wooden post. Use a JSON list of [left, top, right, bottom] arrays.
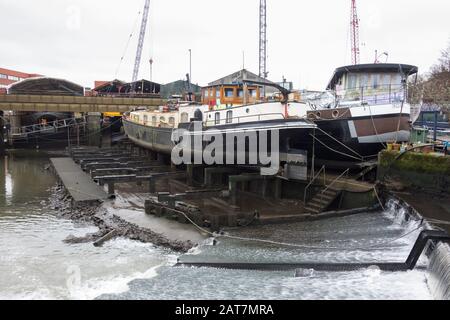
[[107, 182, 115, 195], [149, 178, 156, 194], [187, 164, 194, 186], [229, 180, 238, 206], [87, 112, 102, 147], [262, 178, 268, 198], [204, 168, 213, 187], [0, 111, 4, 156], [274, 178, 282, 200]]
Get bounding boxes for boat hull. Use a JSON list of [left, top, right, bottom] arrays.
[[123, 118, 315, 166], [123, 119, 175, 154], [302, 105, 411, 161]]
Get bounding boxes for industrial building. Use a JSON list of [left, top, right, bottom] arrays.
[[0, 67, 42, 89]]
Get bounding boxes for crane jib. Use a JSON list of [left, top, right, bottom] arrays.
[[132, 0, 151, 82]]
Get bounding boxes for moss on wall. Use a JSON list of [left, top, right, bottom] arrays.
[[379, 151, 450, 175], [378, 151, 450, 193]]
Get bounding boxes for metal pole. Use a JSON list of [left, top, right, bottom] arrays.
[[311, 129, 315, 182], [149, 58, 153, 82], [189, 49, 192, 84], [434, 111, 438, 142], [77, 124, 80, 147], [67, 126, 71, 149]]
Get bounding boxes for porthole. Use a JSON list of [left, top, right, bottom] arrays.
[[332, 110, 339, 119]]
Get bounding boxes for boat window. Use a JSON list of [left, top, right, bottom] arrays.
[[224, 88, 234, 98], [379, 74, 385, 89], [143, 115, 148, 124], [152, 116, 157, 126], [216, 89, 221, 98], [248, 89, 257, 98], [194, 109, 203, 121], [373, 74, 380, 89], [169, 117, 175, 127], [215, 112, 221, 125], [180, 112, 189, 123], [347, 74, 357, 90], [160, 116, 165, 123], [391, 74, 402, 86], [237, 89, 244, 98], [382, 74, 391, 88], [226, 111, 233, 124], [360, 74, 369, 89]]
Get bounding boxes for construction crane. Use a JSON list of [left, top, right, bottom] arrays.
[[350, 0, 360, 65], [259, 0, 267, 79], [132, 0, 151, 82]]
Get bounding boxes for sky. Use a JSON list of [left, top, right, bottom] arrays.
[[1, 0, 449, 90]]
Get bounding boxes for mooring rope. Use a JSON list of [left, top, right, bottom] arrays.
[[426, 219, 450, 226], [309, 134, 363, 162], [314, 127, 364, 159], [373, 186, 385, 211], [173, 205, 424, 251], [60, 184, 424, 251], [368, 104, 387, 149]]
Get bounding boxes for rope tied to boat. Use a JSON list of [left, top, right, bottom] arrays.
[[173, 205, 424, 251]]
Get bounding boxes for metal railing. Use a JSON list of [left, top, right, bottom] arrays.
[[319, 168, 350, 203], [204, 112, 287, 127], [10, 116, 86, 136], [303, 165, 326, 204], [336, 84, 407, 106]]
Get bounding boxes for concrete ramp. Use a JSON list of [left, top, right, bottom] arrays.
[[51, 158, 108, 203]]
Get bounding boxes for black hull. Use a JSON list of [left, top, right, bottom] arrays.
[[296, 113, 411, 161], [124, 112, 410, 164]]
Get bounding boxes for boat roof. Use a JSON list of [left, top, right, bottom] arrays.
[[202, 83, 260, 89], [326, 63, 418, 90]]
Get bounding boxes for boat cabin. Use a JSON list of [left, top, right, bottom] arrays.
[[126, 82, 308, 130], [202, 84, 262, 109], [127, 108, 180, 128], [326, 63, 418, 106]]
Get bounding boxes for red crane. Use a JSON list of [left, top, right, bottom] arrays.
[[350, 0, 360, 65]]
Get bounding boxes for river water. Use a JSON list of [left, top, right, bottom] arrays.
[[0, 150, 435, 300]]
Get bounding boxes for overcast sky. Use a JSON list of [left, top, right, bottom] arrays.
[[1, 0, 449, 90]]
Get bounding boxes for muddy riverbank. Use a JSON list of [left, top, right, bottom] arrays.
[[48, 184, 198, 252]]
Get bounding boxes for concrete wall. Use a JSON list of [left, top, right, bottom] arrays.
[[336, 190, 377, 211]]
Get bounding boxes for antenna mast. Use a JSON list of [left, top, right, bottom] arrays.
[[132, 0, 151, 82], [350, 0, 360, 65], [259, 0, 267, 79]]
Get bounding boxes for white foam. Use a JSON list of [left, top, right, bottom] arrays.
[[69, 264, 163, 300]]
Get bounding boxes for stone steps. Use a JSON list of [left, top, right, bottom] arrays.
[[305, 188, 341, 214]]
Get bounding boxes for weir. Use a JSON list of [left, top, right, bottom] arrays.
[[427, 243, 450, 300], [176, 230, 450, 273]]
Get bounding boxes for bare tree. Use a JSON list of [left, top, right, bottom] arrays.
[[424, 42, 450, 115]]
